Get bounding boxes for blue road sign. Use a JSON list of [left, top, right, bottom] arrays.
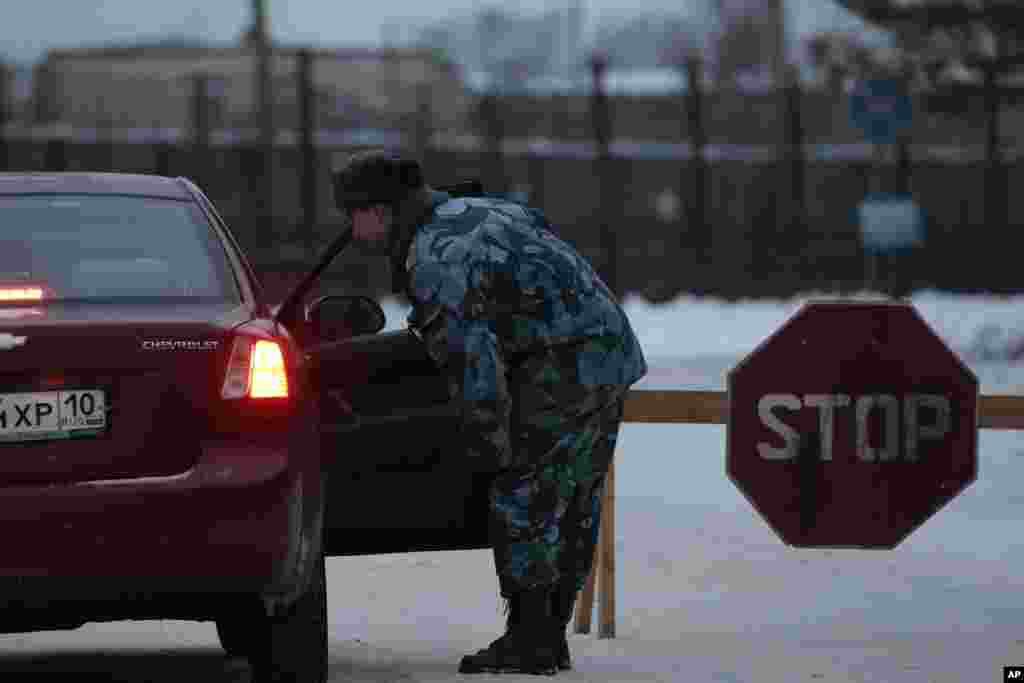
[[857, 192, 924, 252], [850, 79, 913, 145]]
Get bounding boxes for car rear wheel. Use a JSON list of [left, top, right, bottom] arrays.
[[250, 548, 328, 683], [216, 615, 257, 659]]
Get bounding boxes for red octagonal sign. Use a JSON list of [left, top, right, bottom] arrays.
[[727, 300, 978, 549]]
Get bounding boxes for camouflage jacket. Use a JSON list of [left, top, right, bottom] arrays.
[[403, 190, 647, 470]]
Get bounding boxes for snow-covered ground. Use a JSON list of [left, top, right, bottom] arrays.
[[2, 291, 1023, 682], [384, 289, 1024, 393]]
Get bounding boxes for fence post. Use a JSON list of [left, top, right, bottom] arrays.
[[982, 58, 1006, 280], [684, 53, 708, 293], [0, 63, 9, 172], [575, 445, 618, 638], [785, 65, 806, 287], [597, 460, 616, 638], [155, 137, 173, 177], [574, 544, 597, 634], [414, 81, 434, 162], [44, 126, 67, 172], [478, 90, 504, 194], [528, 151, 547, 214], [99, 102, 115, 173], [191, 73, 210, 186], [786, 67, 805, 229], [298, 49, 317, 256], [899, 60, 914, 192], [589, 51, 620, 300], [256, 43, 275, 240]]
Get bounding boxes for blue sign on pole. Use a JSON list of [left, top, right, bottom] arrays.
[[857, 192, 924, 253], [850, 79, 913, 144]]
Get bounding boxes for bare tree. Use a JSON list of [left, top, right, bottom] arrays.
[[803, 31, 908, 92], [835, 0, 1024, 90], [837, 0, 1024, 239]]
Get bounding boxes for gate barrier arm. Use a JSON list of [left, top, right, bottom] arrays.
[[621, 390, 1024, 429], [574, 390, 1024, 638]]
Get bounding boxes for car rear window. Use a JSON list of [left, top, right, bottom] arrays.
[[0, 194, 240, 302]]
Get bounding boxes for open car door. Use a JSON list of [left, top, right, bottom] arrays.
[[274, 228, 491, 558], [310, 327, 492, 556]]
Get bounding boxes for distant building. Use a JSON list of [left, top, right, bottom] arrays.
[[29, 42, 472, 135], [594, 14, 701, 70], [415, 9, 569, 92]]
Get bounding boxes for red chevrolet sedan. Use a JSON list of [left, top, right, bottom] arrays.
[[0, 173, 346, 682], [0, 172, 497, 682]]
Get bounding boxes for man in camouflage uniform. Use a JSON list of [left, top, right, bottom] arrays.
[[332, 150, 647, 675]]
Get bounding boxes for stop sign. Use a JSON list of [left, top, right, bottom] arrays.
[[726, 300, 978, 549]]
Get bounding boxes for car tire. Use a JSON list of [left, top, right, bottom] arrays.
[[215, 615, 257, 659], [250, 547, 328, 683]]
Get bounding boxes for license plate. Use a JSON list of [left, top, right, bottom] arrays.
[[0, 390, 107, 442]]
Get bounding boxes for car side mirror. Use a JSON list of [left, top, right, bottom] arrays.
[[307, 295, 386, 342]]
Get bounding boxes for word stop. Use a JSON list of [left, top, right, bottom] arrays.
[[756, 393, 951, 463]]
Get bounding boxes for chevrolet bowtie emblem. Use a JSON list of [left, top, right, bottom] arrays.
[[0, 334, 27, 350]]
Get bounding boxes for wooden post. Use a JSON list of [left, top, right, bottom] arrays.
[[598, 460, 616, 639], [575, 451, 618, 637], [574, 539, 597, 634]]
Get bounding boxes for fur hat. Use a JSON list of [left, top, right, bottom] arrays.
[[332, 150, 425, 211]]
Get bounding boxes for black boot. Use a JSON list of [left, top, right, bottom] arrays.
[[458, 588, 560, 675], [468, 594, 519, 659], [551, 582, 576, 671]]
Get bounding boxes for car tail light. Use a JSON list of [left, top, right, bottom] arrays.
[[0, 285, 48, 302], [221, 336, 289, 399]]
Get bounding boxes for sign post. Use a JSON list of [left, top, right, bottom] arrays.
[[851, 79, 916, 291], [856, 192, 924, 289], [726, 300, 978, 549]]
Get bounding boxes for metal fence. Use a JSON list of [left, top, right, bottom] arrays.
[[1, 62, 1022, 300]]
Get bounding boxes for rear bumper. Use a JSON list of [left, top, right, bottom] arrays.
[[0, 440, 306, 610]]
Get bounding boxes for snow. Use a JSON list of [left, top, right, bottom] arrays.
[[2, 290, 1023, 680], [364, 290, 1024, 681], [384, 289, 1024, 390]]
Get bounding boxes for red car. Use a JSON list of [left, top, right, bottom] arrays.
[[0, 173, 493, 682]]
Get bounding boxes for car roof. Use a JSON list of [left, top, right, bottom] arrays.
[[0, 173, 193, 200]]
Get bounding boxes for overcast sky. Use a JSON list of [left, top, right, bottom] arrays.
[[1, 0, 867, 65]]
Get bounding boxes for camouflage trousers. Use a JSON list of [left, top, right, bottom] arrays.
[[488, 361, 627, 598]]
